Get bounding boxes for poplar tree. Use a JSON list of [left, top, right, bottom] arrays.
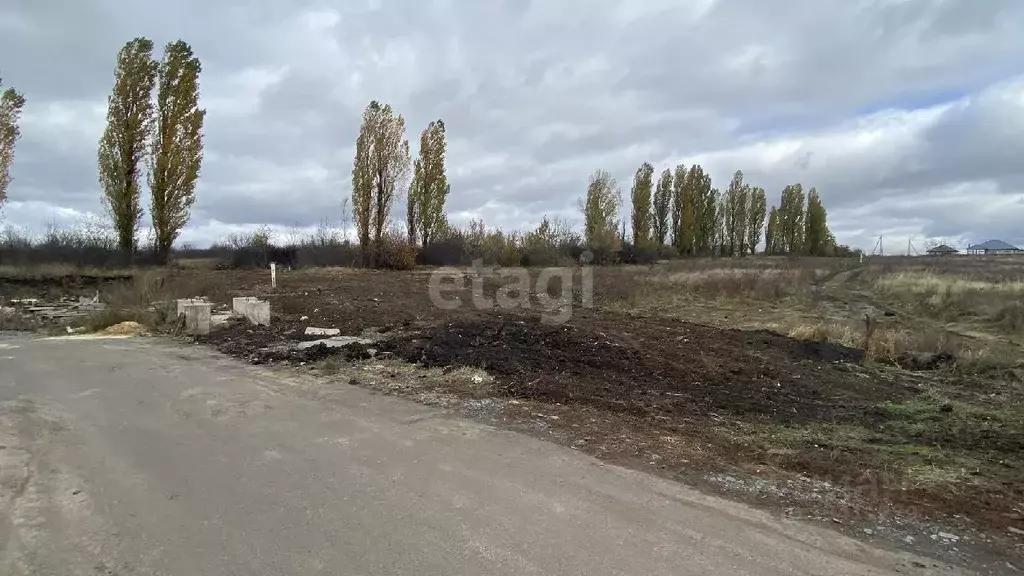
[[765, 206, 779, 255], [670, 163, 687, 251], [694, 167, 716, 255], [412, 120, 449, 247], [148, 40, 205, 264], [804, 187, 832, 256], [580, 169, 621, 254], [98, 37, 158, 256], [652, 168, 672, 246], [778, 183, 806, 254], [630, 162, 654, 247], [746, 187, 767, 255], [0, 76, 26, 215], [352, 101, 410, 265]]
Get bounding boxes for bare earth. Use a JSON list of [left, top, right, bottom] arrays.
[[0, 333, 959, 575]]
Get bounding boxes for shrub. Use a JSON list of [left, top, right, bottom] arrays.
[[619, 242, 659, 265], [375, 236, 416, 270], [419, 232, 467, 266], [992, 301, 1024, 332]]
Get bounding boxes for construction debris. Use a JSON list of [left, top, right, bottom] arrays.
[[296, 336, 374, 350], [7, 296, 107, 321], [304, 327, 340, 336]]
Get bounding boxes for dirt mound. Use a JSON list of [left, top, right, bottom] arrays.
[[101, 321, 147, 336], [377, 314, 901, 424]]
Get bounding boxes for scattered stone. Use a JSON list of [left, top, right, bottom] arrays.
[[1008, 526, 1024, 536], [932, 532, 959, 542], [296, 336, 373, 350], [305, 327, 341, 337], [863, 528, 873, 535], [903, 535, 915, 544], [300, 315, 310, 321]]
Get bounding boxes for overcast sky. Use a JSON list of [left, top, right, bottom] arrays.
[[2, 0, 1023, 251]]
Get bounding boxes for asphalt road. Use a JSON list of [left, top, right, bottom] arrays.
[[0, 333, 955, 575]]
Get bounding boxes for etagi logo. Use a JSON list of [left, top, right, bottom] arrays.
[[428, 253, 595, 325]]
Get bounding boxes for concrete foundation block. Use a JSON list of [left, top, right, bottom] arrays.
[[232, 296, 259, 316], [175, 298, 208, 318], [183, 302, 212, 335], [243, 300, 270, 326]]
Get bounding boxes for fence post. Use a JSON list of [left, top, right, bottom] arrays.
[[270, 262, 277, 289]]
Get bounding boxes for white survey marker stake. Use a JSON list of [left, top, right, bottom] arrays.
[[270, 262, 277, 289]]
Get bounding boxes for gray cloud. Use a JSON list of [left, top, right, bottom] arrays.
[[2, 0, 1023, 250]]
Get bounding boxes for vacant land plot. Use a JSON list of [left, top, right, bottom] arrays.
[[2, 255, 1022, 560]]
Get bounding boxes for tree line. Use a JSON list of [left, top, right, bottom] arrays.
[[584, 164, 837, 259], [1, 67, 842, 268], [349, 100, 840, 268]]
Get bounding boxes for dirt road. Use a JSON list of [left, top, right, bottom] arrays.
[[0, 333, 956, 575]]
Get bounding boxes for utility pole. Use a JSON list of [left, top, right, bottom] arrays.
[[872, 235, 884, 256]]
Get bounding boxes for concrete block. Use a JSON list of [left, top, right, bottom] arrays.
[[244, 300, 270, 326], [183, 302, 212, 335], [304, 327, 340, 336], [211, 313, 232, 327], [232, 296, 259, 316], [175, 298, 208, 317]]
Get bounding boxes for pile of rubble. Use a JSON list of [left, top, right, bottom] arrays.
[[2, 294, 107, 325]]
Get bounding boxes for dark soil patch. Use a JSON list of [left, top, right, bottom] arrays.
[[376, 313, 899, 425]]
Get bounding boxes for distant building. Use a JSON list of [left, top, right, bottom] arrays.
[[926, 244, 959, 256], [966, 240, 1023, 255]]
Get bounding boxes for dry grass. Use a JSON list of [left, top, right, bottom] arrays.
[[0, 264, 134, 280], [650, 267, 830, 300], [874, 271, 1024, 326], [786, 322, 905, 362]]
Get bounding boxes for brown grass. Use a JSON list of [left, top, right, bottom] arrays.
[[0, 264, 134, 280], [74, 270, 234, 333]]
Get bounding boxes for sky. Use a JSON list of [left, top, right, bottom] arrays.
[[2, 0, 1023, 252]]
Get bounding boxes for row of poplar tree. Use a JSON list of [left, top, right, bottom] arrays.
[[349, 99, 837, 266], [350, 100, 452, 265], [584, 165, 834, 257], [97, 37, 205, 263]]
